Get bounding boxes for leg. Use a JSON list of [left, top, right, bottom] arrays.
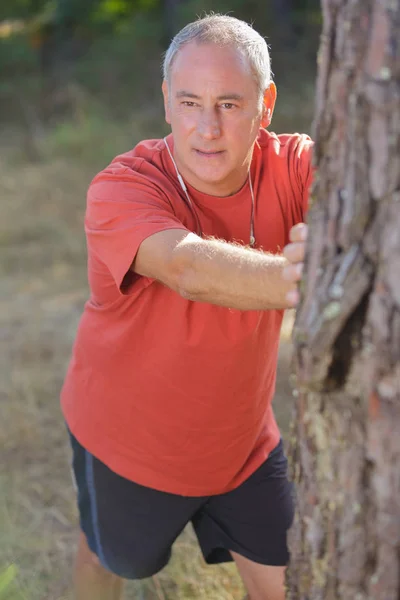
[[74, 531, 124, 600], [192, 439, 294, 600], [67, 430, 206, 595], [232, 551, 285, 600]]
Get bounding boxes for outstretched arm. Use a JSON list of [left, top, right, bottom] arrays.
[[132, 229, 297, 310]]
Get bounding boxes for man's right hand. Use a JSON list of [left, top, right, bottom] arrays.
[[282, 223, 308, 307]]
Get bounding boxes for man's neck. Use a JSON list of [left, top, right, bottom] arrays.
[[174, 161, 251, 198], [185, 173, 249, 197]]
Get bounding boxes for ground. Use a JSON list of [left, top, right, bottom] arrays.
[[0, 136, 295, 600]]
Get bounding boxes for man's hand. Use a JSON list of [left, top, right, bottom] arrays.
[[282, 223, 308, 307]]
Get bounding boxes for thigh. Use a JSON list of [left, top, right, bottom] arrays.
[[192, 439, 294, 566], [69, 431, 205, 579]]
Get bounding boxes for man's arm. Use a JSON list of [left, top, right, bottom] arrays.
[[132, 229, 296, 310]]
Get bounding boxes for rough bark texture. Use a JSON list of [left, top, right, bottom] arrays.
[[287, 1, 400, 599]]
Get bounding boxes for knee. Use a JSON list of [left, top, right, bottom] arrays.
[[77, 530, 170, 580], [77, 531, 103, 569], [104, 548, 171, 580]]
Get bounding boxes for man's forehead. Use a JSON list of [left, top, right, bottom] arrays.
[[170, 41, 250, 77]]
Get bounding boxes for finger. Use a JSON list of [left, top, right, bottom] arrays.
[[283, 241, 306, 264], [289, 223, 308, 243], [282, 262, 303, 282], [286, 288, 300, 307]]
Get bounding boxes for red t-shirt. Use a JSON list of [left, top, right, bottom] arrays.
[[61, 129, 313, 496]]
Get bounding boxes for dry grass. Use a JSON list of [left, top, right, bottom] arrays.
[[0, 127, 295, 600]]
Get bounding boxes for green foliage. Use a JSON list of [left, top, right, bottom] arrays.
[[0, 0, 46, 22], [0, 565, 18, 600], [0, 34, 36, 75], [45, 111, 134, 163], [1, 0, 160, 30], [41, 99, 168, 167], [93, 0, 159, 26], [0, 0, 320, 136]]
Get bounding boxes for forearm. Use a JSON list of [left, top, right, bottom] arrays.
[[175, 236, 295, 310]]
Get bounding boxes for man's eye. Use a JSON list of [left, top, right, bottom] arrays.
[[221, 103, 236, 110], [182, 101, 196, 107]]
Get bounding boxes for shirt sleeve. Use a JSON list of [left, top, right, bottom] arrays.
[[292, 134, 314, 220], [85, 165, 189, 295]]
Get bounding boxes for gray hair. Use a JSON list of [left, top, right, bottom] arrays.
[[163, 14, 272, 99]]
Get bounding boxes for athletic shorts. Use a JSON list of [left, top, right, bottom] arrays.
[[69, 432, 294, 580]]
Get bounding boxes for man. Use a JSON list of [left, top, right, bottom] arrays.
[[61, 14, 310, 600]]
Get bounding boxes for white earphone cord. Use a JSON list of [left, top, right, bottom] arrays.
[[164, 137, 256, 247]]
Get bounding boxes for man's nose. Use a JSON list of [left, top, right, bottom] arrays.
[[197, 109, 221, 139]]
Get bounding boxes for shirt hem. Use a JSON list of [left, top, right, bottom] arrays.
[[63, 411, 280, 498]]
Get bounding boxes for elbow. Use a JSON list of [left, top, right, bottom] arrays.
[[176, 268, 204, 301], [170, 241, 206, 301]]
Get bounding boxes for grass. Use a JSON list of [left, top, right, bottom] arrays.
[[0, 108, 300, 600]]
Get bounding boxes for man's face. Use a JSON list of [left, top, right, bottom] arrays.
[[162, 42, 276, 196]]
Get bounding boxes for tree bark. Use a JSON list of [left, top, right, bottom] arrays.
[[287, 1, 400, 599]]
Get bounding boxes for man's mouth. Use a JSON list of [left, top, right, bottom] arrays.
[[194, 149, 225, 157]]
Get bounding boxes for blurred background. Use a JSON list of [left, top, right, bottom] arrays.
[[0, 1, 320, 598]]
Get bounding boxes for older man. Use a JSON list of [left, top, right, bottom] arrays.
[[61, 14, 311, 600]]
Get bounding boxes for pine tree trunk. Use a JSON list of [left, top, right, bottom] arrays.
[[287, 1, 400, 598]]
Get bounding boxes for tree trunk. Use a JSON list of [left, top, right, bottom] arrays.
[[287, 1, 400, 599]]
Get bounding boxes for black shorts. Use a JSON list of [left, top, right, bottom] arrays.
[[69, 432, 294, 580]]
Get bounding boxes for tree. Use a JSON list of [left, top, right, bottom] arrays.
[[287, 0, 400, 598]]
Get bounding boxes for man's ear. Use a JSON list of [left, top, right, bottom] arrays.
[[162, 80, 171, 125], [261, 81, 277, 128]]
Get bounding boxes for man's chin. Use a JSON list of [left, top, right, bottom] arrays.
[[190, 167, 229, 186]]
